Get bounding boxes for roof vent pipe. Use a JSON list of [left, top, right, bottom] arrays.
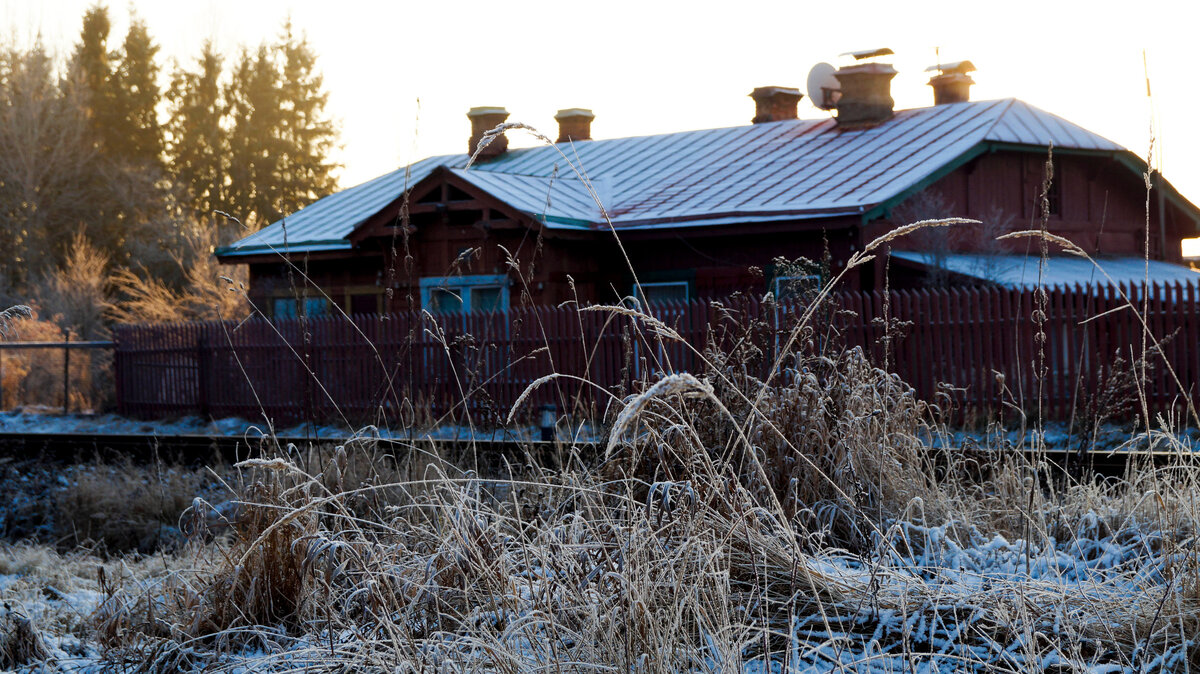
[[467, 107, 510, 159], [926, 61, 976, 105], [749, 86, 803, 124], [554, 108, 595, 142]]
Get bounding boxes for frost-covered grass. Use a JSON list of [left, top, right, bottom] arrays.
[[3, 339, 1198, 672]]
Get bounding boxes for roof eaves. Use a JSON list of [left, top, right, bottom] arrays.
[[214, 239, 354, 258], [532, 213, 596, 229], [984, 141, 1118, 158]]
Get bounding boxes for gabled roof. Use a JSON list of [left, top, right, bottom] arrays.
[[218, 98, 1183, 259]]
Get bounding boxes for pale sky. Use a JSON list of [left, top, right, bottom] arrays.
[[3, 0, 1198, 209]]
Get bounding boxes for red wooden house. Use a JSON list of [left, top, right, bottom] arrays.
[[216, 59, 1200, 317]]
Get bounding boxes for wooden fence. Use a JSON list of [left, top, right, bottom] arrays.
[[113, 282, 1200, 426]]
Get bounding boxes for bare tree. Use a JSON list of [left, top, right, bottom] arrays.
[[33, 231, 112, 339], [0, 44, 100, 287], [970, 205, 1015, 284], [891, 189, 958, 288], [109, 221, 247, 324]]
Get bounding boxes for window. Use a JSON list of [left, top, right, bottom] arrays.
[[1046, 171, 1061, 216], [636, 281, 689, 306], [773, 275, 821, 303], [272, 296, 329, 319], [1029, 157, 1061, 218], [420, 275, 509, 314]]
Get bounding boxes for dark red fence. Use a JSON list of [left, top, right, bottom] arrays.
[[114, 282, 1200, 426]]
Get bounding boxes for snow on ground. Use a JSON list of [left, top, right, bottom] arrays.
[[0, 408, 599, 443], [4, 408, 1189, 455], [0, 548, 111, 672], [939, 420, 1200, 455]]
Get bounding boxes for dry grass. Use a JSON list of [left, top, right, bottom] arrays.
[[54, 458, 222, 554], [0, 315, 108, 411], [56, 301, 1199, 672], [3, 205, 1191, 669], [5, 122, 1198, 673]]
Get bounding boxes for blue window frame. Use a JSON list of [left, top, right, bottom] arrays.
[[419, 274, 510, 314], [273, 296, 330, 319], [636, 281, 690, 306], [773, 275, 822, 303]]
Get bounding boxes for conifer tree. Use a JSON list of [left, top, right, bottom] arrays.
[[224, 25, 339, 228], [110, 13, 164, 169], [275, 22, 338, 218], [225, 43, 284, 228], [70, 3, 117, 143], [64, 3, 163, 268], [166, 41, 227, 226]]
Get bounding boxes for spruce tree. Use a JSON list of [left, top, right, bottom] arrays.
[[224, 25, 339, 228], [166, 41, 228, 227], [111, 13, 164, 169], [225, 44, 284, 228], [275, 22, 338, 219], [64, 3, 163, 268], [70, 3, 117, 144]]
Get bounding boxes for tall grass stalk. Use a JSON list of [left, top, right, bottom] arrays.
[[65, 119, 1200, 673]]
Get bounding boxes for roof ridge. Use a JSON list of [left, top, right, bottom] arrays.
[[981, 97, 1019, 138], [455, 166, 592, 182]]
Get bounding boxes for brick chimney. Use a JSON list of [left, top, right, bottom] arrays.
[[554, 108, 595, 142], [833, 62, 897, 128], [749, 86, 803, 124], [926, 61, 976, 105], [467, 107, 510, 159]]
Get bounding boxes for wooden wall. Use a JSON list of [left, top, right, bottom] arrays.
[[877, 150, 1188, 261]]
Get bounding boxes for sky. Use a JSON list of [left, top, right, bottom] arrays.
[[2, 0, 1198, 209]]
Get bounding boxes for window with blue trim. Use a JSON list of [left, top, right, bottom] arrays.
[[273, 296, 329, 319], [773, 275, 822, 303], [636, 281, 689, 305], [419, 275, 509, 314]]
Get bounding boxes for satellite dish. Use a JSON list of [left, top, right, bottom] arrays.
[[806, 62, 840, 111]]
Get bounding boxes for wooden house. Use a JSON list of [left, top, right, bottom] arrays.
[[216, 60, 1200, 317]]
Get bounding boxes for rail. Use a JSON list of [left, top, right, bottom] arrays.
[[0, 430, 1190, 478], [0, 340, 115, 414]]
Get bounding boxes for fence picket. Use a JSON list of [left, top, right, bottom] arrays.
[[110, 283, 1200, 426]]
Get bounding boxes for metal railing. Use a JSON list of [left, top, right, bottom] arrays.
[[0, 339, 115, 414]]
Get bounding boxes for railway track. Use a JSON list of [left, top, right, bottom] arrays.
[[0, 432, 578, 465], [0, 431, 1194, 478]]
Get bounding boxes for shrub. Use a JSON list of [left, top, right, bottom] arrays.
[[54, 458, 216, 554], [0, 315, 107, 411]]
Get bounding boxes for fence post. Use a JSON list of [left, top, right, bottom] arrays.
[[113, 328, 124, 417], [62, 330, 70, 415], [196, 332, 210, 419]]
